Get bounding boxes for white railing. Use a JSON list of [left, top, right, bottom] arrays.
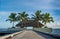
[[33, 28, 52, 33], [0, 30, 24, 39]]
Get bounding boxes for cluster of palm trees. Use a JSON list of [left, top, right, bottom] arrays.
[[6, 10, 54, 28]]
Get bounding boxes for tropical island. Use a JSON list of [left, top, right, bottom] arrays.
[[0, 10, 57, 39], [0, 0, 60, 39], [1, 10, 59, 39]]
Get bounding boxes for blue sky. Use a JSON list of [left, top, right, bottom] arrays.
[[0, 0, 60, 28]]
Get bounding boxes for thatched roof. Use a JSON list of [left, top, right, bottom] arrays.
[[16, 20, 44, 28]]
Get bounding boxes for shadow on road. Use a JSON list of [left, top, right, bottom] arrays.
[[34, 31, 57, 39]]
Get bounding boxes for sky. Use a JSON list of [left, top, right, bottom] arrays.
[[0, 0, 60, 28]]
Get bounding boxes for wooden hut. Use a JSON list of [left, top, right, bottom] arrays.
[[16, 20, 44, 28]]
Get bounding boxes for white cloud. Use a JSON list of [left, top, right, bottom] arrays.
[[46, 22, 60, 28], [0, 12, 10, 17]]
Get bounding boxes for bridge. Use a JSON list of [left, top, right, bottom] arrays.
[[9, 30, 57, 39]]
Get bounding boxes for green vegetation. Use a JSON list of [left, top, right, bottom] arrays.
[[6, 13, 17, 28], [31, 10, 42, 21], [42, 13, 54, 25], [6, 10, 54, 28], [17, 11, 29, 28], [17, 11, 29, 21], [34, 28, 52, 33]]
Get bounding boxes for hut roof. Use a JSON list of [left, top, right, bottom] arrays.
[[16, 20, 44, 28]]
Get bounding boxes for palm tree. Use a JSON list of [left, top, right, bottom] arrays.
[[31, 10, 54, 28], [17, 11, 29, 28], [42, 13, 54, 25], [32, 10, 42, 21], [6, 13, 17, 28], [31, 10, 43, 28], [17, 11, 28, 21]]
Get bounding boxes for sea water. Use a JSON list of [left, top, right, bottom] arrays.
[[52, 28, 60, 35], [0, 28, 20, 36]]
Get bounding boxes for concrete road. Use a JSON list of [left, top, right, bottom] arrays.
[[10, 30, 57, 39]]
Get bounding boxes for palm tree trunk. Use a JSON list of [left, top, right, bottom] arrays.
[[13, 21, 14, 27], [43, 23, 46, 28]]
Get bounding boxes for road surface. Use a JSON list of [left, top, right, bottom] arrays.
[[10, 30, 57, 39]]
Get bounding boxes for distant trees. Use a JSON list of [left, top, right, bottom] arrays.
[[7, 10, 54, 28]]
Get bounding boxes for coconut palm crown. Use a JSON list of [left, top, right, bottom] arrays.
[[6, 13, 17, 28], [32, 10, 42, 21], [17, 11, 29, 21], [42, 13, 54, 25]]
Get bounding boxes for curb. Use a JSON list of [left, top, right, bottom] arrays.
[[0, 30, 25, 39], [34, 30, 60, 39]]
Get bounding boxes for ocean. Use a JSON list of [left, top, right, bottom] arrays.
[[0, 28, 21, 36], [0, 28, 60, 36], [52, 28, 60, 35]]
